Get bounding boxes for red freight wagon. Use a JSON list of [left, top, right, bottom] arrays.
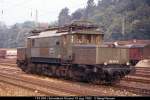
[[129, 44, 150, 65], [129, 48, 142, 61], [0, 49, 6, 59]]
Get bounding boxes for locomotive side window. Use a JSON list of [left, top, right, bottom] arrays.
[[31, 39, 35, 47], [56, 41, 60, 45], [71, 36, 74, 43], [76, 35, 93, 44], [63, 35, 67, 45], [77, 35, 82, 44], [85, 35, 91, 44]]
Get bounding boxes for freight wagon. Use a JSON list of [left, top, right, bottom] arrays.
[[0, 49, 6, 59], [128, 44, 150, 65]]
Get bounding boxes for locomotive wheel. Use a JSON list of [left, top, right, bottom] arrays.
[[21, 65, 26, 72], [86, 73, 99, 84], [17, 62, 21, 67], [104, 72, 114, 85], [29, 64, 36, 74], [29, 63, 37, 74], [120, 71, 125, 78], [55, 67, 61, 78], [67, 70, 73, 80], [113, 72, 121, 83], [18, 62, 26, 72], [60, 70, 66, 78], [71, 70, 83, 81], [51, 66, 57, 77], [37, 64, 43, 74], [66, 66, 80, 81], [46, 67, 53, 77], [24, 66, 32, 74]]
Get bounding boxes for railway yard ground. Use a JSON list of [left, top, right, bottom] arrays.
[[0, 58, 150, 96]]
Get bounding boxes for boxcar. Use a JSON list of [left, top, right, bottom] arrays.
[[128, 44, 150, 65], [0, 49, 6, 59]]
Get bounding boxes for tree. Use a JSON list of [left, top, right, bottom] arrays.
[[101, 0, 113, 6], [83, 0, 96, 19], [145, 0, 150, 6], [58, 7, 71, 26], [71, 9, 83, 20]]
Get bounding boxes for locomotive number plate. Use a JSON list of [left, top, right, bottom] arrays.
[[49, 48, 55, 54]]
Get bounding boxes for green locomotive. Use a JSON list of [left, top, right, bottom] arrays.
[[17, 21, 135, 84]]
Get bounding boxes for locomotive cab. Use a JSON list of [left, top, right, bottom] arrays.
[[61, 29, 104, 62], [60, 20, 104, 63]]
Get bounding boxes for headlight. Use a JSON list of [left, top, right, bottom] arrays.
[[104, 62, 108, 65], [126, 62, 130, 66]]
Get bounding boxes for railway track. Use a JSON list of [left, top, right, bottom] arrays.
[[0, 62, 149, 96], [133, 73, 150, 78], [115, 82, 150, 96], [0, 64, 80, 96], [0, 59, 16, 64], [130, 67, 150, 78], [0, 66, 107, 96], [0, 78, 50, 96], [119, 68, 150, 96], [135, 70, 150, 74], [0, 63, 16, 67], [0, 72, 77, 96], [124, 76, 150, 84], [0, 72, 112, 96], [136, 67, 150, 71]]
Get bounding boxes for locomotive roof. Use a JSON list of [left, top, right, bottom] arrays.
[[28, 29, 103, 39], [28, 20, 103, 39], [72, 29, 103, 35], [69, 20, 98, 28], [28, 30, 68, 39]]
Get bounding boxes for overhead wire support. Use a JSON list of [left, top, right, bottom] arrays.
[[35, 9, 39, 27], [1, 10, 3, 15], [0, 0, 4, 22], [36, 9, 38, 23]]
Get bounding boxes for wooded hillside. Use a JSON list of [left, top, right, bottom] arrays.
[[0, 0, 149, 48], [58, 0, 150, 41]]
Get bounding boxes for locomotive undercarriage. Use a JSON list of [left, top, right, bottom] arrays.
[[17, 59, 133, 85]]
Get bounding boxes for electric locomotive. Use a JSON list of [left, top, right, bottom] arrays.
[[17, 21, 135, 84]]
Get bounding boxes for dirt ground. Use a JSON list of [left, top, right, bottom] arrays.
[[0, 82, 45, 96]]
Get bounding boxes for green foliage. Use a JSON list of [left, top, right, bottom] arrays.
[[59, 0, 150, 41], [0, 21, 36, 48], [71, 9, 83, 20], [1, 0, 150, 48], [58, 7, 71, 26], [84, 0, 96, 18]]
